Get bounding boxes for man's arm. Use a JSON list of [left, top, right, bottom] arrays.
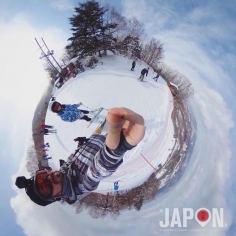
[[83, 107, 145, 191], [106, 107, 145, 150]]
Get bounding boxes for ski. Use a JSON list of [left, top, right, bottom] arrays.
[[89, 107, 103, 113], [100, 118, 106, 127], [87, 108, 103, 128], [93, 118, 106, 134]]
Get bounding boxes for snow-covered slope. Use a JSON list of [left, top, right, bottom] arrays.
[[45, 54, 174, 193]]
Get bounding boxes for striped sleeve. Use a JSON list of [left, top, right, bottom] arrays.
[[82, 144, 123, 191]]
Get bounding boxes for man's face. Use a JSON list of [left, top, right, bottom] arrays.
[[35, 169, 63, 199], [47, 171, 63, 184], [47, 171, 64, 196]]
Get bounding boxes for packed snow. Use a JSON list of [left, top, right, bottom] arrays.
[[45, 54, 174, 193]]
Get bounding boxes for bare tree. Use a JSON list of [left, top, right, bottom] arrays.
[[104, 5, 127, 42], [142, 38, 164, 68], [158, 64, 194, 101], [125, 17, 146, 41], [26, 145, 41, 177]]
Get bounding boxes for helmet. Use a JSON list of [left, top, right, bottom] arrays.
[[15, 169, 58, 206]]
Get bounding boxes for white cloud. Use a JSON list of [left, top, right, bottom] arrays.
[[0, 13, 67, 113], [50, 0, 74, 11], [0, 12, 74, 235]]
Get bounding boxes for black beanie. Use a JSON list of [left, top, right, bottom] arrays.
[[15, 176, 56, 207]]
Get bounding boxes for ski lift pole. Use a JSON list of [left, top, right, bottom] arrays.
[[35, 38, 60, 74], [140, 153, 157, 171], [41, 38, 63, 70]]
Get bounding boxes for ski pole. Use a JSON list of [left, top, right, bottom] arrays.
[[80, 102, 89, 108]]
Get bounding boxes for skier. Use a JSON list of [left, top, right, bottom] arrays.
[[15, 107, 145, 206], [50, 101, 91, 122], [40, 129, 57, 135], [41, 149, 49, 152], [114, 182, 119, 191], [138, 67, 149, 81], [131, 61, 136, 71], [39, 124, 54, 129], [39, 143, 50, 148], [153, 72, 160, 82]]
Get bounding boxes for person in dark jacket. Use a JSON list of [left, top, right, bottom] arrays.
[[40, 129, 57, 135], [138, 67, 149, 81], [131, 61, 136, 71], [153, 72, 160, 82], [15, 107, 145, 206], [50, 101, 91, 122]]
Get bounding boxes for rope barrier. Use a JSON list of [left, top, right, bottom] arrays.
[[140, 153, 157, 171]]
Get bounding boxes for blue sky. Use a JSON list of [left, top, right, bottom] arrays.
[[0, 0, 236, 235]]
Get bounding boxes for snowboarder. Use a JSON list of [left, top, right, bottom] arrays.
[[153, 72, 160, 82], [15, 107, 145, 206], [138, 67, 149, 81], [39, 124, 54, 129], [40, 129, 57, 135], [131, 61, 136, 71], [50, 101, 92, 122]]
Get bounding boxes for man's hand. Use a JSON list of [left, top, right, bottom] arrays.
[[106, 107, 145, 150]]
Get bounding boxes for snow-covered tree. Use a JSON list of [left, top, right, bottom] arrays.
[[118, 35, 142, 59], [66, 0, 117, 58]]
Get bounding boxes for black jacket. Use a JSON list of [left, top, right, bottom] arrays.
[[141, 68, 149, 76]]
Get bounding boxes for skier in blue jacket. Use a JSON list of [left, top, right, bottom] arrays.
[[50, 101, 91, 122]]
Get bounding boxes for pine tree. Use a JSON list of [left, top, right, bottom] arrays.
[[66, 0, 117, 58], [119, 35, 142, 59]]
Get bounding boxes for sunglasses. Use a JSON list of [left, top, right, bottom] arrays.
[[35, 168, 53, 199]]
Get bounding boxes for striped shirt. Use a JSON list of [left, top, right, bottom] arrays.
[[60, 134, 123, 200]]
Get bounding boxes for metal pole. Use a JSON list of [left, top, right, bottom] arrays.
[[35, 38, 60, 74], [41, 38, 63, 70]]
